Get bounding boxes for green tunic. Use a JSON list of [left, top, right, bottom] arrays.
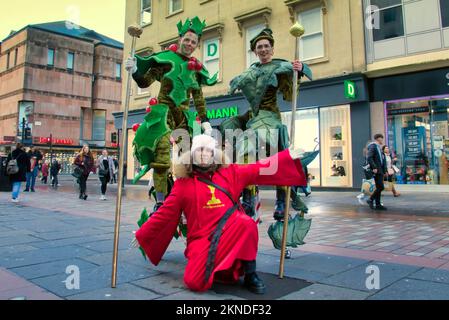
[[131, 50, 218, 190]]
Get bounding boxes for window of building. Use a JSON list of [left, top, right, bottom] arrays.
[[67, 52, 74, 70], [47, 48, 55, 66], [14, 48, 18, 67], [115, 62, 122, 79], [6, 51, 10, 69], [298, 7, 324, 61], [141, 0, 152, 25], [441, 0, 449, 28], [371, 0, 404, 41], [169, 0, 182, 15], [246, 24, 265, 68], [203, 37, 220, 79], [92, 110, 106, 141]]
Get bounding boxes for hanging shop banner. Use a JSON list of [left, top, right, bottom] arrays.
[[402, 126, 426, 160]]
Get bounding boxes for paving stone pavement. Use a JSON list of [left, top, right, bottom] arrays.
[[1, 181, 449, 300]]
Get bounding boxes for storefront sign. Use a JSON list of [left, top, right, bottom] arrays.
[[205, 39, 219, 60], [206, 106, 238, 120], [388, 106, 429, 116], [344, 81, 356, 99], [38, 137, 74, 145]]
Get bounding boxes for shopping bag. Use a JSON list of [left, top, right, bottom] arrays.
[[361, 178, 376, 196]]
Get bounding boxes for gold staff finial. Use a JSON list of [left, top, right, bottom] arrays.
[[289, 21, 305, 38]]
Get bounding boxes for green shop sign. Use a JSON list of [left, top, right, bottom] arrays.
[[344, 80, 357, 99], [207, 106, 238, 119]]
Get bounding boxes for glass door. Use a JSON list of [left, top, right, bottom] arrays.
[[281, 108, 321, 186]]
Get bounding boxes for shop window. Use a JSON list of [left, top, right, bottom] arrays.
[[203, 37, 220, 79], [282, 108, 321, 187], [245, 24, 265, 68], [141, 0, 152, 25], [386, 98, 449, 185], [441, 0, 449, 28], [320, 105, 353, 187], [371, 0, 404, 41], [298, 8, 324, 61]]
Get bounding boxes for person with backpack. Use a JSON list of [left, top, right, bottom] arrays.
[[6, 143, 30, 203]]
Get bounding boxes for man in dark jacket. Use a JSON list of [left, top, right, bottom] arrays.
[[24, 147, 42, 192], [366, 134, 387, 210], [7, 143, 30, 202]]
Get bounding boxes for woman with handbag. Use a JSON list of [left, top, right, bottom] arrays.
[[6, 143, 30, 203], [97, 149, 115, 200], [383, 145, 400, 197], [74, 144, 94, 200]]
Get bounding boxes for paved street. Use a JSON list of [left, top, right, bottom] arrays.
[[1, 176, 449, 300]]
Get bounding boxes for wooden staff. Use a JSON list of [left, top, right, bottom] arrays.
[[111, 25, 143, 288], [279, 21, 305, 279]]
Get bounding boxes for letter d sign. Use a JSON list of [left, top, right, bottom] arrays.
[[344, 80, 356, 99]]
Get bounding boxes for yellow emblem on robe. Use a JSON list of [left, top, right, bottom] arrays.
[[204, 185, 225, 209]]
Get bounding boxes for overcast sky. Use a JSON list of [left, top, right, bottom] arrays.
[[0, 0, 126, 42]]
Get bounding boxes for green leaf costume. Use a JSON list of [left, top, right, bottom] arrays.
[[132, 50, 218, 183]]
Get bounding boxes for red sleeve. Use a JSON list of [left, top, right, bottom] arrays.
[[232, 149, 307, 191], [135, 180, 184, 266]]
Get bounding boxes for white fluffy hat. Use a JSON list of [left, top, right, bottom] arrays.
[[190, 134, 216, 155]]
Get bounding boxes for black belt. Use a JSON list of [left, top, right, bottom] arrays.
[[197, 177, 239, 284]]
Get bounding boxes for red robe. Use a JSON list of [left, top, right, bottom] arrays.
[[136, 149, 306, 292]]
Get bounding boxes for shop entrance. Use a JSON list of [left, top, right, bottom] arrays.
[[386, 96, 449, 186]]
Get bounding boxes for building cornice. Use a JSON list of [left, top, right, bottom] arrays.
[[234, 7, 272, 36]]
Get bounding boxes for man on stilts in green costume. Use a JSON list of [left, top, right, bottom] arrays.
[[221, 28, 313, 224], [125, 17, 218, 213]]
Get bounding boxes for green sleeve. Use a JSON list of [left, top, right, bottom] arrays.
[[132, 66, 165, 88], [278, 73, 302, 102]]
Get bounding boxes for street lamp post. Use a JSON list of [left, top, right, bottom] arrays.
[[49, 133, 53, 165]]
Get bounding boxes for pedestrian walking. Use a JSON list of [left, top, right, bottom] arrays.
[[366, 134, 387, 210], [97, 149, 115, 200], [41, 160, 49, 184], [50, 158, 61, 188], [383, 145, 401, 197], [74, 144, 94, 200], [6, 143, 30, 203], [112, 157, 118, 184], [24, 147, 42, 192]]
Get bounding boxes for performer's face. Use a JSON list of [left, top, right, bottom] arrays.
[[179, 31, 199, 57], [254, 39, 274, 64], [193, 147, 214, 167]]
